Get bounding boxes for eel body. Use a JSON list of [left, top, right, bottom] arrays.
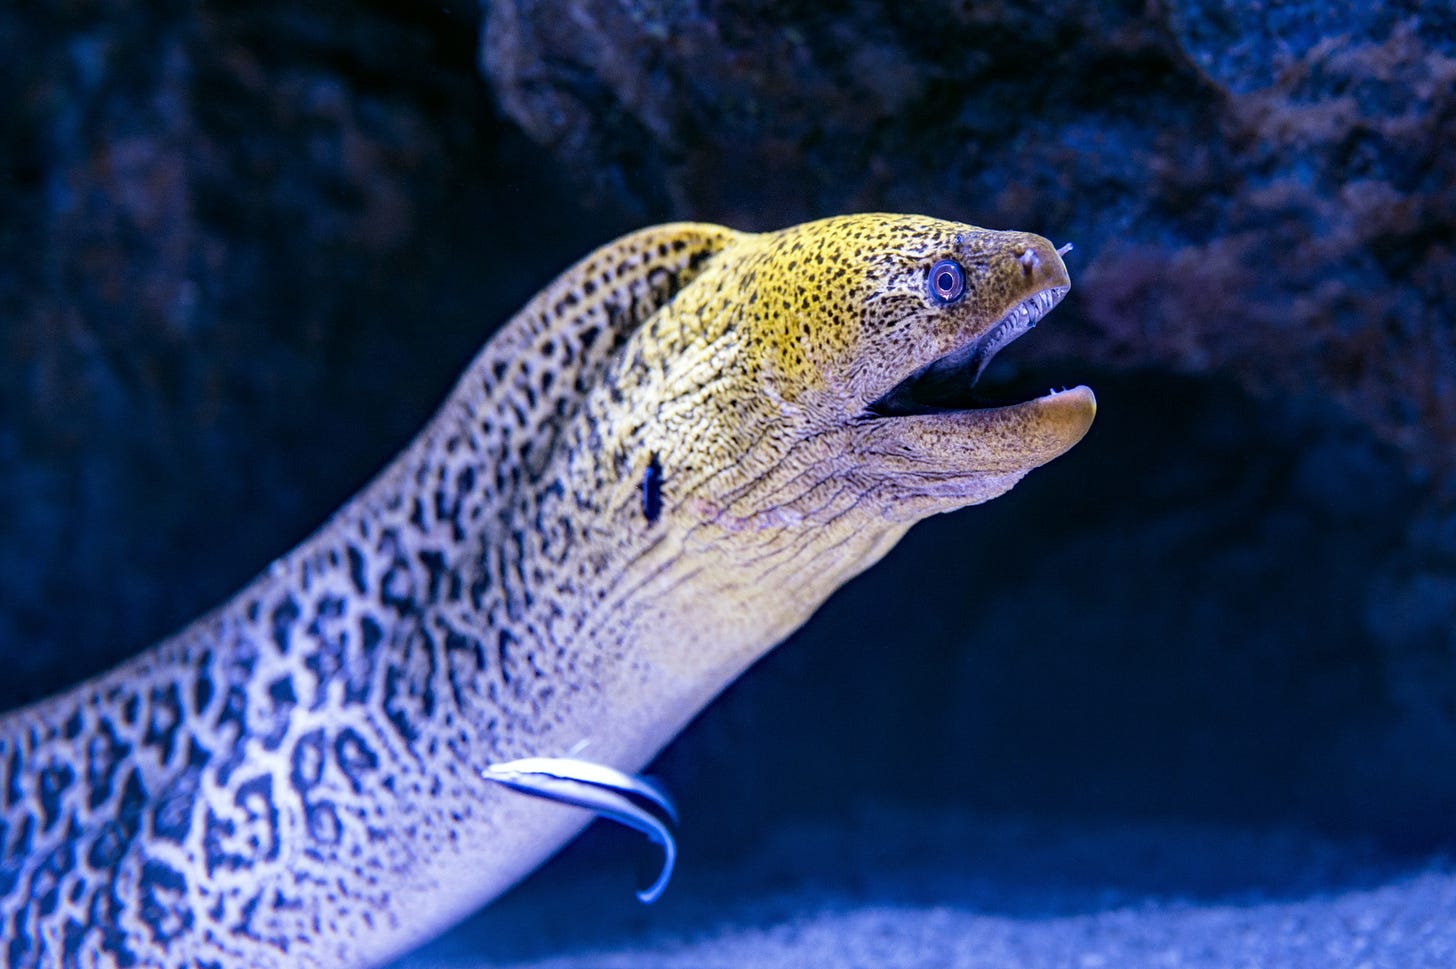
[[0, 215, 1095, 967]]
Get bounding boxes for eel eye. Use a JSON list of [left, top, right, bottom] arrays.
[[928, 259, 965, 304]]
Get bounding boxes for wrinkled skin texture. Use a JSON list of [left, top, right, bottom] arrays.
[[0, 215, 1090, 968]]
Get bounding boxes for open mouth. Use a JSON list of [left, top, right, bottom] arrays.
[[865, 286, 1069, 418]]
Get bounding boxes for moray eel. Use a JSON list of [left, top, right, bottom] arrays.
[[0, 214, 1094, 967]]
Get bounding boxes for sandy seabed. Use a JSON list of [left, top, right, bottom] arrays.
[[393, 807, 1451, 969]]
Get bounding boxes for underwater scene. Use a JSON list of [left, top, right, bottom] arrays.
[[2, 1, 1454, 966]]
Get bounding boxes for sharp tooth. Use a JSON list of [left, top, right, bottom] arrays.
[[864, 284, 1068, 418]]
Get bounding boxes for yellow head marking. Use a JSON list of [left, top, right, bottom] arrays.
[[735, 214, 1081, 413]]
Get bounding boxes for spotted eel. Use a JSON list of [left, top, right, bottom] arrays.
[[0, 215, 1094, 967]]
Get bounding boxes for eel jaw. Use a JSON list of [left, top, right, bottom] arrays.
[[852, 274, 1093, 498], [864, 285, 1070, 418]]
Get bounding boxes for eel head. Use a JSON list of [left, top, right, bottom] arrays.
[[737, 213, 1095, 521]]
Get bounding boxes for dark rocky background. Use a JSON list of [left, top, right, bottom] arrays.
[[3, 0, 1455, 961]]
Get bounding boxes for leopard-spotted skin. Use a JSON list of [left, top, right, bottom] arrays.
[[0, 215, 1093, 968]]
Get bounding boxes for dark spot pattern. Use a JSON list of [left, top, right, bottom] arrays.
[[0, 217, 1033, 966], [347, 544, 368, 595], [203, 774, 279, 876], [260, 675, 297, 752], [334, 728, 379, 794], [152, 739, 208, 847], [348, 615, 384, 706], [304, 595, 348, 710], [305, 799, 342, 846], [270, 595, 301, 656], [289, 729, 327, 795], [85, 719, 130, 810], [193, 661, 215, 718], [36, 762, 74, 832], [142, 683, 182, 766], [642, 453, 664, 523], [137, 860, 192, 947], [3, 745, 21, 809]]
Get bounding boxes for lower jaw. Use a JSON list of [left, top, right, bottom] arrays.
[[863, 385, 1097, 481]]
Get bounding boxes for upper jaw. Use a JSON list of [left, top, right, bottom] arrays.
[[864, 282, 1070, 419]]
